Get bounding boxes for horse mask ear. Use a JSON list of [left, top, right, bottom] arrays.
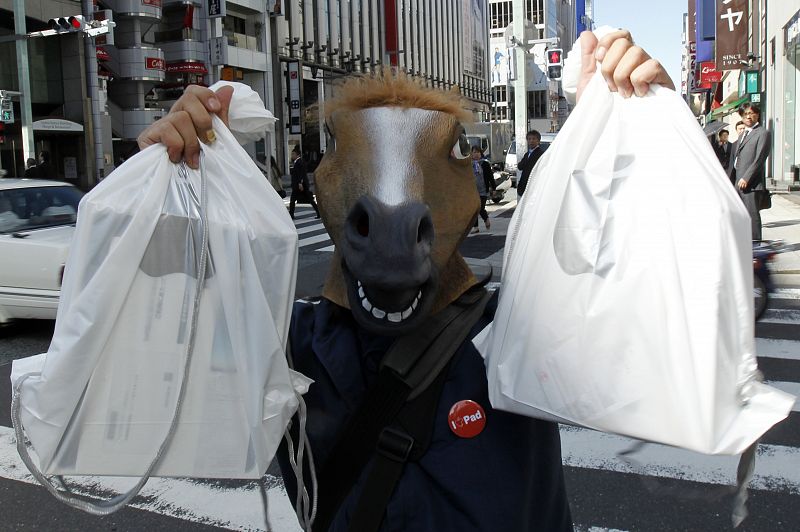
[[315, 75, 480, 334]]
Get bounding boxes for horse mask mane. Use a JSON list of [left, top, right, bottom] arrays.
[[313, 70, 480, 336]]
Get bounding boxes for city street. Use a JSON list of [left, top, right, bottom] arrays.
[[1, 194, 799, 531]]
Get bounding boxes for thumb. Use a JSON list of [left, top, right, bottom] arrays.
[[576, 31, 598, 104], [214, 85, 234, 127]]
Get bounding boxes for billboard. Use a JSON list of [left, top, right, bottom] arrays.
[[490, 37, 510, 87], [490, 37, 548, 91]]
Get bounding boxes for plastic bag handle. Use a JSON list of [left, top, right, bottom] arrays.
[[11, 156, 211, 515]]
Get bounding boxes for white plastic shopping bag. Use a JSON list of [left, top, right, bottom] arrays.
[[11, 82, 307, 490], [476, 34, 795, 457]]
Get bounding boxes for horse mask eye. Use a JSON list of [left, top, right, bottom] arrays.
[[451, 132, 471, 160]]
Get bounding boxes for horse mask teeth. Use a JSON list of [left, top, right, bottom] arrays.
[[312, 70, 481, 334]]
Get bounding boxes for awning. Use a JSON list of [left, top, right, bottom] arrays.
[[707, 96, 748, 120], [96, 47, 110, 61], [166, 61, 208, 74]]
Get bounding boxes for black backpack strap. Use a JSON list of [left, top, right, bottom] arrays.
[[312, 287, 492, 532], [346, 357, 453, 532]]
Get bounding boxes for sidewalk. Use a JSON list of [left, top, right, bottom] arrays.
[[763, 194, 800, 286]]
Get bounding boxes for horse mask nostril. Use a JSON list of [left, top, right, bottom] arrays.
[[357, 212, 369, 237], [417, 214, 433, 244]]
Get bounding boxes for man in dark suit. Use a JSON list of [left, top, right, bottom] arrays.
[[289, 145, 320, 219], [713, 129, 732, 172], [732, 104, 771, 240], [516, 130, 544, 197], [726, 121, 745, 184], [36, 152, 53, 179]]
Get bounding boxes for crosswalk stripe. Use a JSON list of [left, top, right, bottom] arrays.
[[296, 222, 325, 235], [759, 308, 800, 324], [766, 381, 800, 411], [294, 216, 320, 228], [0, 427, 301, 532], [757, 338, 800, 361], [298, 232, 333, 247], [770, 288, 800, 300], [559, 425, 800, 493]]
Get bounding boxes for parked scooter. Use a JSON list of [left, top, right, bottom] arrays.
[[753, 240, 787, 321], [491, 163, 511, 204]]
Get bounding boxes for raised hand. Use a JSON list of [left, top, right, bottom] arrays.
[[577, 30, 675, 103], [136, 85, 234, 169]]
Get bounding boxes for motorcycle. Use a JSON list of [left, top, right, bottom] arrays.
[[491, 163, 511, 204], [753, 240, 786, 321]]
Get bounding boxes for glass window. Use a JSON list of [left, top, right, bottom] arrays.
[[0, 186, 83, 233]]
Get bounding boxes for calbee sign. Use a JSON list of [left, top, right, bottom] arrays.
[[145, 57, 165, 71]]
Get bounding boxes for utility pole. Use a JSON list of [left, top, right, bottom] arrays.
[[83, 0, 106, 185], [512, 2, 528, 149], [13, 0, 35, 163]]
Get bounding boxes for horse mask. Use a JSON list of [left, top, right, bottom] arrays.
[[313, 71, 480, 336]]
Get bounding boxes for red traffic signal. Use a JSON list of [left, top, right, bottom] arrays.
[[48, 15, 85, 33], [547, 49, 563, 67]]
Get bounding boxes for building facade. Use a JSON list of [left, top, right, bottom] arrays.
[[1, 0, 491, 184], [683, 0, 800, 189], [487, 0, 583, 134], [269, 0, 492, 172], [765, 3, 800, 185]]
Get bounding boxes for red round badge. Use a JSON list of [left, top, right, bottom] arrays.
[[448, 400, 486, 438]]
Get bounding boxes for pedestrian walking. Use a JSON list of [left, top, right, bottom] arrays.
[[726, 121, 746, 184], [470, 145, 494, 233], [23, 158, 37, 178], [255, 154, 287, 198], [516, 130, 544, 197], [36, 152, 53, 179], [713, 129, 732, 171], [732, 104, 771, 240], [289, 145, 320, 219]]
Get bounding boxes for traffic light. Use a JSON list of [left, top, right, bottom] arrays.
[[547, 48, 563, 81], [48, 16, 85, 33]]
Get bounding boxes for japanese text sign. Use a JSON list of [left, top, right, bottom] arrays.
[[716, 0, 748, 70]]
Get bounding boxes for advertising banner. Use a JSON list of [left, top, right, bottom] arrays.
[[716, 0, 748, 70], [700, 61, 722, 83], [696, 0, 716, 62], [145, 57, 166, 71], [490, 37, 510, 87]]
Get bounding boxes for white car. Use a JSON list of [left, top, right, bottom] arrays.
[[0, 179, 83, 324]]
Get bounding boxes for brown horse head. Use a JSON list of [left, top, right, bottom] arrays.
[[314, 70, 480, 335]]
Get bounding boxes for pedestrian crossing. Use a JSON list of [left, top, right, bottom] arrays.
[[290, 205, 333, 252], [1, 273, 798, 531], [562, 286, 800, 531], [289, 198, 518, 253]]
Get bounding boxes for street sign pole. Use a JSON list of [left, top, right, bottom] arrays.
[[13, 0, 35, 164], [512, 2, 528, 153]]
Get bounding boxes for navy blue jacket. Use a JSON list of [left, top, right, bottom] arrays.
[[278, 293, 573, 532]]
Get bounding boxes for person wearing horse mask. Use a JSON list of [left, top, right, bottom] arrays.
[[138, 31, 673, 532]]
